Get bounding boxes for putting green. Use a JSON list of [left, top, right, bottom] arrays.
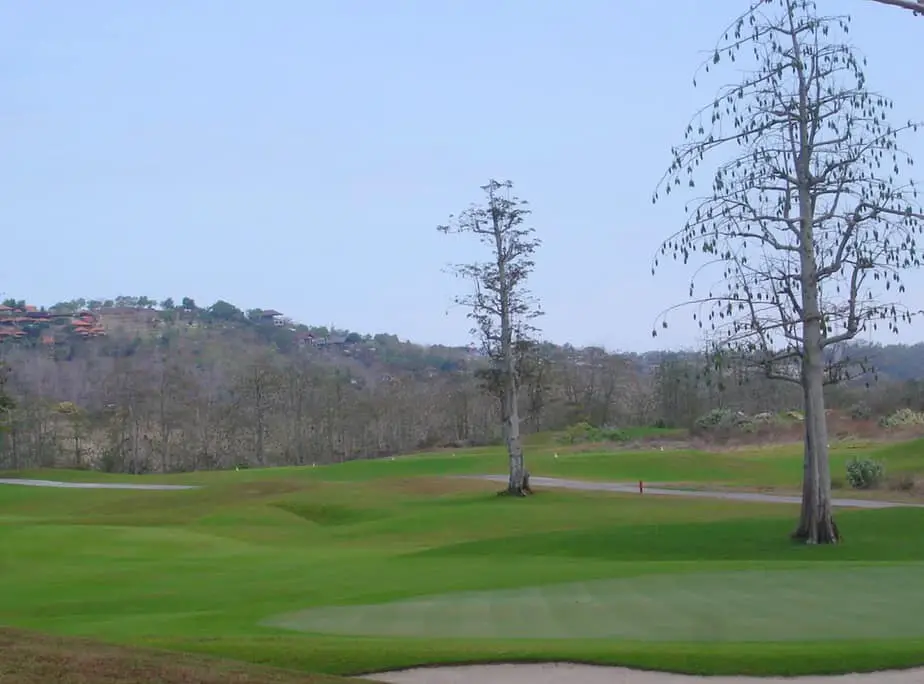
[[265, 564, 924, 641]]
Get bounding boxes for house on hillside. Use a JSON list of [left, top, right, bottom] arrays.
[[0, 327, 26, 342], [295, 331, 317, 348], [255, 309, 285, 327], [70, 312, 106, 338], [316, 334, 348, 349]]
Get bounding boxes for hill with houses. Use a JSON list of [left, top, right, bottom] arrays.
[[5, 293, 924, 473], [5, 294, 924, 383], [0, 295, 485, 380]]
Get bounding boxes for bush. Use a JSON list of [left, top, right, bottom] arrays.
[[849, 402, 872, 421], [694, 408, 734, 430], [879, 408, 924, 429], [846, 456, 885, 490], [560, 421, 629, 444], [694, 408, 752, 432]]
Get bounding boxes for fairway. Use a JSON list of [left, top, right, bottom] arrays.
[[3, 441, 924, 679], [267, 565, 924, 641]]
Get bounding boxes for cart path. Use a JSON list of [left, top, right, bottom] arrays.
[[2, 474, 920, 508], [0, 478, 199, 490], [465, 475, 924, 509]]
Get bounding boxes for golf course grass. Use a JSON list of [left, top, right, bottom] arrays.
[[2, 438, 924, 679]]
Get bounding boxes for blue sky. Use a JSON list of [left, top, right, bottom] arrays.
[[2, 0, 922, 352]]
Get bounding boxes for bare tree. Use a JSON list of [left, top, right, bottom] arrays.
[[653, 0, 924, 543], [868, 0, 924, 14], [439, 179, 543, 496], [0, 361, 13, 461]]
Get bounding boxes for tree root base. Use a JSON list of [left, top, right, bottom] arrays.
[[791, 519, 841, 545], [497, 472, 533, 497]]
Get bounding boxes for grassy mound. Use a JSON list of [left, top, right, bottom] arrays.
[[3, 439, 924, 677], [0, 627, 356, 684]]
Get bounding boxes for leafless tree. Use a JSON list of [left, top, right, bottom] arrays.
[[653, 0, 924, 543], [0, 361, 14, 454], [439, 179, 543, 496], [868, 0, 924, 15]]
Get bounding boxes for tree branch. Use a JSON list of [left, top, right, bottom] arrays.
[[869, 0, 924, 14]]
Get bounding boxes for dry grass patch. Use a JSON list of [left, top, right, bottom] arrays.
[[0, 628, 358, 684]]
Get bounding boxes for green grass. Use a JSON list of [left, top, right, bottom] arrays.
[[2, 440, 924, 678], [267, 565, 924, 641], [5, 435, 922, 488]]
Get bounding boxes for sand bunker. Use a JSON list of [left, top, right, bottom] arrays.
[[363, 663, 924, 683]]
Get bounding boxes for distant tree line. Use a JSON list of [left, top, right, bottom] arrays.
[[1, 307, 922, 473]]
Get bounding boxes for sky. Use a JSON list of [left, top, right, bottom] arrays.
[[3, 0, 923, 352]]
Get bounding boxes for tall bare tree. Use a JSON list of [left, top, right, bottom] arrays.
[[439, 179, 543, 496], [653, 0, 924, 543], [868, 0, 924, 14], [0, 361, 13, 446]]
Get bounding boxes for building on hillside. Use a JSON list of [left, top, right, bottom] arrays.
[[255, 309, 285, 327], [295, 331, 317, 348], [316, 334, 349, 349], [70, 312, 106, 338]]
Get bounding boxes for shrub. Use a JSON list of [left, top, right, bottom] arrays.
[[878, 408, 924, 429], [560, 422, 629, 444], [845, 456, 885, 490], [562, 421, 593, 444], [694, 408, 752, 432], [849, 402, 872, 421], [694, 408, 734, 430], [596, 426, 629, 442]]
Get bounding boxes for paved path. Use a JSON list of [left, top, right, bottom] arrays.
[[0, 478, 198, 491], [468, 475, 924, 509], [2, 475, 919, 508]]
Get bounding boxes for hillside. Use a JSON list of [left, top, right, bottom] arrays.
[[3, 293, 924, 474]]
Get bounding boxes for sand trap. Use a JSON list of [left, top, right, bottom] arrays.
[[363, 663, 924, 683], [0, 478, 198, 490]]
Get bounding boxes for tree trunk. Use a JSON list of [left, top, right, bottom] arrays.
[[792, 334, 839, 544], [502, 385, 530, 495]]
